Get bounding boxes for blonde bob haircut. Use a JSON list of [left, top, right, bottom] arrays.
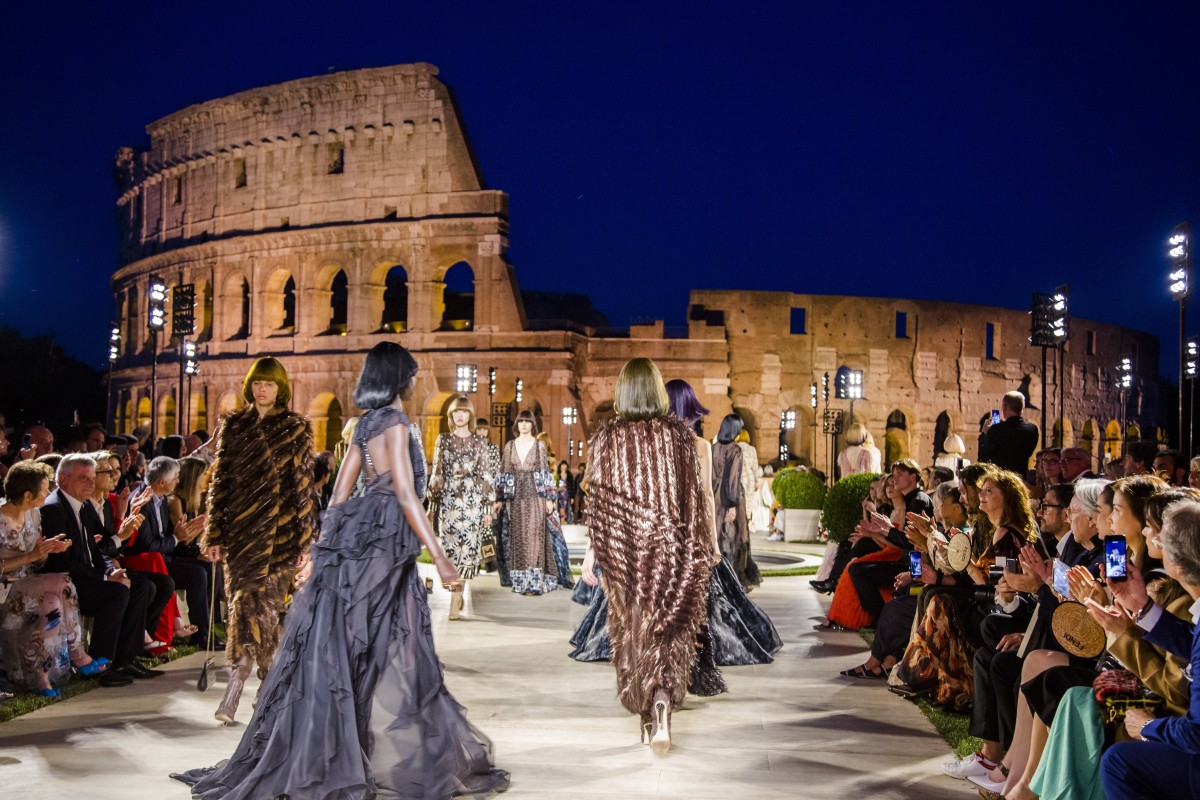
[[446, 394, 476, 426], [613, 358, 669, 421], [242, 357, 292, 407], [845, 422, 870, 446]]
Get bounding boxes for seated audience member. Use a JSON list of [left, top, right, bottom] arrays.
[[1121, 439, 1158, 478], [167, 455, 223, 644], [83, 424, 106, 453], [161, 435, 185, 460], [88, 450, 176, 654], [126, 456, 214, 648], [59, 427, 87, 454], [1101, 500, 1200, 800], [929, 466, 954, 491], [898, 468, 1042, 712], [1153, 449, 1187, 487], [811, 474, 888, 593], [23, 425, 54, 459], [39, 454, 163, 686], [0, 462, 106, 696], [1060, 447, 1098, 482]]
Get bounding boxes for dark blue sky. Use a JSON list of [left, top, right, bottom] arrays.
[[2, 2, 1198, 375]]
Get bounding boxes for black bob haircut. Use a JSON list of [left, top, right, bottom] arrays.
[[354, 342, 419, 410], [716, 413, 744, 444]]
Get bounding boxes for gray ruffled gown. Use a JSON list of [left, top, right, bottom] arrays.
[[173, 407, 509, 799]]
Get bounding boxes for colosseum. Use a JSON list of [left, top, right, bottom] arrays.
[[108, 63, 1161, 474]]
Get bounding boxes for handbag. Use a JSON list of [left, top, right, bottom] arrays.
[[1091, 668, 1163, 724], [1050, 601, 1107, 659], [479, 530, 498, 570]]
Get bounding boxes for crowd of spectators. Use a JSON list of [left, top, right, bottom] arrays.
[[0, 418, 222, 697], [814, 390, 1200, 800]]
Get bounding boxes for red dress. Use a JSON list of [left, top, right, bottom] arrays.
[[114, 494, 178, 653], [826, 545, 900, 630]]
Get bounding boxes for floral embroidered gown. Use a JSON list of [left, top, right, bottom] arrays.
[[0, 507, 88, 688], [428, 432, 495, 580]]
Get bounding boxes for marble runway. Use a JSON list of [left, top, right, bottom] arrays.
[[0, 569, 965, 799]]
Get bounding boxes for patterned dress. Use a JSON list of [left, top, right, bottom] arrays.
[[0, 506, 87, 688], [428, 432, 495, 580], [499, 439, 559, 595]]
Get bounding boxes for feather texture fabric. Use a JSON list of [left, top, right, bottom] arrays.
[[585, 416, 712, 714], [204, 405, 315, 666]]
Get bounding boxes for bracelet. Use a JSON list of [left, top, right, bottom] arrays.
[[1138, 719, 1152, 740], [1132, 598, 1156, 623]]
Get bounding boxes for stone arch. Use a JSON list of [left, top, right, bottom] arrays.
[[932, 411, 952, 461], [307, 262, 348, 335], [439, 261, 475, 331], [119, 393, 133, 435], [1053, 418, 1075, 449], [885, 409, 910, 466], [263, 268, 295, 333], [136, 395, 152, 429], [218, 272, 251, 340], [591, 401, 617, 433], [191, 391, 208, 435], [778, 405, 814, 466], [195, 277, 214, 341], [123, 284, 139, 354], [422, 390, 459, 459], [1127, 422, 1142, 442], [216, 390, 242, 419], [1104, 419, 1122, 461], [733, 406, 759, 453], [366, 261, 408, 333], [1080, 419, 1100, 466], [158, 392, 177, 439], [307, 392, 344, 452]]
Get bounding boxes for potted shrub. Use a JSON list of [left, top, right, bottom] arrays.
[[772, 468, 827, 542], [820, 472, 881, 544]]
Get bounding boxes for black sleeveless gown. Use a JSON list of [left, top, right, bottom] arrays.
[[173, 407, 509, 799]]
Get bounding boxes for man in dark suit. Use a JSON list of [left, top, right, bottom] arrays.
[[40, 454, 162, 685], [978, 391, 1040, 477], [1103, 502, 1200, 800], [126, 456, 217, 648]]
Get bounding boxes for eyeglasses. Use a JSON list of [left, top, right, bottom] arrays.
[[1041, 459, 1062, 465], [1063, 455, 1089, 463], [1040, 503, 1066, 509]]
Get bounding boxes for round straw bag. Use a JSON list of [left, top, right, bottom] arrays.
[[1051, 600, 1106, 658], [945, 531, 973, 573]]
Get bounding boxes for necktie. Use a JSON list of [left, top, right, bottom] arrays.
[[76, 502, 96, 567]]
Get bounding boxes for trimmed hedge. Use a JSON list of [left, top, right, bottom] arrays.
[[820, 472, 881, 544], [773, 468, 827, 510]]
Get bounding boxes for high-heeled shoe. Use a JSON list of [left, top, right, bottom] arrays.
[[449, 590, 464, 620], [215, 663, 250, 725], [37, 687, 61, 699], [649, 691, 671, 756], [74, 661, 107, 677]]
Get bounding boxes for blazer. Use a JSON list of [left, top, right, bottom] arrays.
[[40, 488, 110, 586], [124, 494, 178, 557], [1142, 607, 1200, 755], [979, 416, 1040, 476]]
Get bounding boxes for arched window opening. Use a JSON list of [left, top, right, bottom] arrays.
[[885, 410, 909, 466], [381, 266, 408, 332], [440, 262, 474, 331], [282, 276, 296, 331], [933, 411, 952, 461], [329, 270, 348, 334]]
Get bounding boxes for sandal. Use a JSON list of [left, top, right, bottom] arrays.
[[813, 621, 845, 632], [840, 664, 886, 680]]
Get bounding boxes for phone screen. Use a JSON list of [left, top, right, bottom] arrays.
[[1105, 536, 1128, 582], [1052, 559, 1070, 599], [991, 409, 1001, 426], [22, 433, 32, 449], [909, 551, 923, 578]]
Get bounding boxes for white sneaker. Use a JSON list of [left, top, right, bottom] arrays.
[[941, 751, 995, 780], [766, 533, 784, 542], [967, 773, 1007, 793]]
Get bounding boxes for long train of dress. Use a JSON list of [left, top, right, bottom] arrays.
[[569, 559, 782, 667], [173, 410, 509, 800]]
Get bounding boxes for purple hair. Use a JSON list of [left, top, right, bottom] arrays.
[[665, 379, 709, 434]]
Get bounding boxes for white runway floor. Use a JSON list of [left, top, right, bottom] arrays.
[[0, 569, 967, 799]]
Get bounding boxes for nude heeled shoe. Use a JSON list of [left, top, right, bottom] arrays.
[[449, 590, 464, 620], [649, 689, 672, 756]]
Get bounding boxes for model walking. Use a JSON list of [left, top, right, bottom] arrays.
[[581, 358, 712, 755], [202, 357, 315, 725], [494, 410, 560, 595], [712, 414, 762, 591], [173, 342, 509, 799], [428, 395, 495, 619]]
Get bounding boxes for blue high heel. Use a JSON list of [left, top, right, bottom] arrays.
[[76, 661, 107, 677], [38, 687, 61, 699]]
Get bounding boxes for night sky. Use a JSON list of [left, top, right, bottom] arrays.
[[2, 3, 1199, 376]]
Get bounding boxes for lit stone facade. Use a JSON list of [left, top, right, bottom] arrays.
[[109, 64, 1159, 471]]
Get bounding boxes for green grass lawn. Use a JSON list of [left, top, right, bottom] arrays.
[[0, 624, 226, 725]]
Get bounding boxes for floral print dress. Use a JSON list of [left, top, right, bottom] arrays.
[[0, 506, 87, 688], [428, 432, 495, 580]]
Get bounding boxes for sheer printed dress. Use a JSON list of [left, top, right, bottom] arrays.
[[172, 407, 509, 800]]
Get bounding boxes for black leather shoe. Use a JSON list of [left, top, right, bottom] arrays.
[[99, 670, 134, 687], [188, 633, 226, 650], [810, 580, 834, 594], [124, 662, 165, 679]]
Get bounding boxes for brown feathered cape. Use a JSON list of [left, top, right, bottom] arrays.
[[204, 404, 315, 666], [585, 416, 712, 714]]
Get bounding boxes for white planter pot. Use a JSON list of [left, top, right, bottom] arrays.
[[781, 509, 822, 543], [561, 523, 590, 545]]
